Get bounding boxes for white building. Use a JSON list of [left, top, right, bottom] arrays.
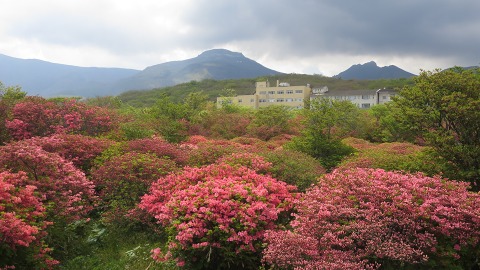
[[310, 87, 398, 108]]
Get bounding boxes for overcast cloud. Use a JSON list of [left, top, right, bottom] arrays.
[[0, 0, 479, 76]]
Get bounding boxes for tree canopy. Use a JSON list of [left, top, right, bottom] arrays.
[[392, 68, 480, 186]]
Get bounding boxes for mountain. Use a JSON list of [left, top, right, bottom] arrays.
[[335, 61, 416, 80], [0, 49, 282, 97], [0, 54, 139, 97], [113, 49, 282, 91]]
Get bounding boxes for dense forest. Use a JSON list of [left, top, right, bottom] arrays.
[[0, 68, 479, 270]]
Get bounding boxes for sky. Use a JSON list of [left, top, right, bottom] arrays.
[[0, 0, 479, 76]]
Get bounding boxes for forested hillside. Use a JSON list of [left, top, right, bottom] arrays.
[[0, 68, 479, 270], [118, 74, 414, 107]]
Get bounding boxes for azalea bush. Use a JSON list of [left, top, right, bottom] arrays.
[[340, 138, 449, 176], [140, 163, 297, 269], [91, 152, 179, 221], [215, 152, 272, 174], [261, 149, 325, 192], [0, 171, 58, 269], [0, 140, 97, 221], [5, 97, 117, 140], [263, 168, 480, 270], [126, 136, 189, 166], [31, 134, 113, 172], [200, 111, 252, 139], [186, 140, 249, 167]]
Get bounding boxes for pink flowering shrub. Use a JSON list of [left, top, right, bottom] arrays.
[[29, 134, 113, 172], [215, 152, 272, 173], [0, 171, 58, 269], [91, 152, 179, 221], [139, 163, 297, 269], [126, 136, 189, 165], [230, 136, 277, 151], [5, 97, 118, 140], [263, 168, 480, 269], [186, 140, 249, 167], [0, 140, 97, 221]]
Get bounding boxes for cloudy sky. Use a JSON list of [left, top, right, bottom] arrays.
[[0, 0, 479, 76]]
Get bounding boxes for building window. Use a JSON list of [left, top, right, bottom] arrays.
[[259, 91, 266, 95], [362, 95, 370, 99], [382, 95, 388, 100], [259, 99, 266, 103], [250, 99, 255, 102], [277, 90, 284, 94], [295, 90, 303, 94], [268, 91, 275, 94], [286, 98, 293, 102], [268, 99, 276, 102], [361, 103, 371, 108], [277, 98, 284, 102], [286, 90, 294, 94], [296, 98, 303, 102]]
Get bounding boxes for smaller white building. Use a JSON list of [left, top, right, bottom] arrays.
[[310, 87, 398, 108]]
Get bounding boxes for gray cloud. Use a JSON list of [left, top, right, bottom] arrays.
[[1, 0, 478, 75]]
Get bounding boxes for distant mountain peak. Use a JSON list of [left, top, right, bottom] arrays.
[[335, 61, 415, 80], [198, 49, 244, 58]]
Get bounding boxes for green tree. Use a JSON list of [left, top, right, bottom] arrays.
[[0, 82, 26, 102], [287, 98, 358, 170], [392, 68, 480, 187]]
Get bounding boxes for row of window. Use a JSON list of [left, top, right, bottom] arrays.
[[237, 98, 255, 103], [259, 98, 303, 103], [332, 95, 374, 100], [258, 90, 303, 95]]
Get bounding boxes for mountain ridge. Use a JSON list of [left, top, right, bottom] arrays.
[[335, 61, 416, 80], [114, 49, 281, 91], [0, 49, 282, 97]]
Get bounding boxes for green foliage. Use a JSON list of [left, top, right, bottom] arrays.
[[261, 149, 325, 192], [287, 98, 358, 170], [365, 104, 415, 142], [340, 138, 450, 176], [0, 82, 27, 101], [59, 221, 165, 270], [392, 68, 480, 186], [197, 108, 253, 139]]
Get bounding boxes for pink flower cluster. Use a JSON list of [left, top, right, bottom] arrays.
[[126, 136, 189, 165], [139, 163, 297, 267], [0, 171, 59, 269], [0, 171, 45, 248], [5, 97, 117, 140], [263, 168, 480, 269], [216, 152, 272, 173], [0, 139, 97, 221]]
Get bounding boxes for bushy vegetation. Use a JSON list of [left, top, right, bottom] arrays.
[[0, 70, 479, 270]]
